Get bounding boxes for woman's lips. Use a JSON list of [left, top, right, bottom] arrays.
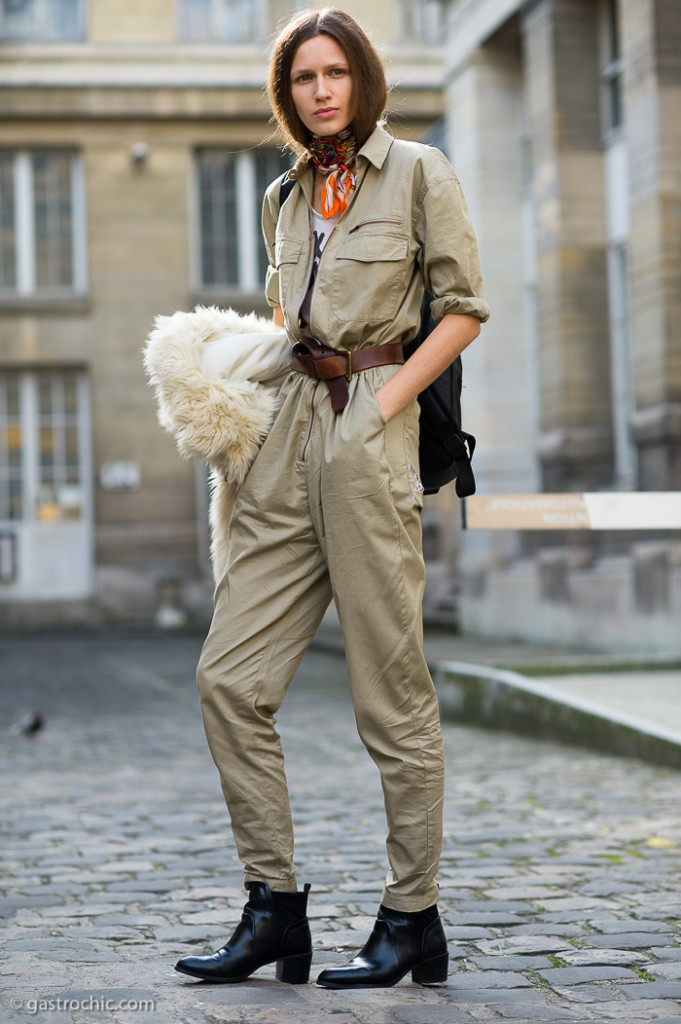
[[314, 108, 339, 119]]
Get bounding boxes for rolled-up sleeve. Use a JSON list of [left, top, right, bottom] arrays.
[[262, 182, 281, 308], [417, 159, 490, 324], [265, 264, 280, 308]]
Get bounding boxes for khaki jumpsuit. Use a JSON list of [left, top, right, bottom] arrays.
[[197, 125, 490, 912]]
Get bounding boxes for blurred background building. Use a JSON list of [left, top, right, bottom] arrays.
[[446, 0, 681, 651], [0, 0, 679, 651], [0, 0, 445, 623]]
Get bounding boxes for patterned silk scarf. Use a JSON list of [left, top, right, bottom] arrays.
[[308, 128, 358, 219]]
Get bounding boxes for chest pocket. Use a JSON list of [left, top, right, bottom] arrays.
[[275, 236, 304, 309], [331, 232, 410, 324]]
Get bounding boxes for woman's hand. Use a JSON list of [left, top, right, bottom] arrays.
[[375, 313, 481, 422], [272, 305, 286, 328]]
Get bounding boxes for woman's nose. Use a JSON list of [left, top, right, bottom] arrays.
[[314, 74, 330, 99]]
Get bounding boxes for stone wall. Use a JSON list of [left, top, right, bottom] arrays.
[[446, 0, 681, 652]]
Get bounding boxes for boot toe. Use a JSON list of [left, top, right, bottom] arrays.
[[175, 955, 209, 978], [316, 966, 353, 989], [174, 951, 237, 981], [316, 959, 392, 989]]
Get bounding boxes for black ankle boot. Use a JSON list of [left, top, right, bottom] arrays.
[[316, 903, 448, 989], [175, 882, 312, 984]]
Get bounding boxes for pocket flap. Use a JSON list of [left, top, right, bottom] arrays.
[[275, 236, 304, 267], [337, 233, 408, 263]]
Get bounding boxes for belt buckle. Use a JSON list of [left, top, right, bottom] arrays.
[[345, 350, 352, 383]]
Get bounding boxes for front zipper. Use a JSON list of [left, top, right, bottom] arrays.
[[301, 383, 318, 462], [348, 219, 403, 233]]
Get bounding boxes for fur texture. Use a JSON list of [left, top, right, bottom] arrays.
[[143, 305, 291, 580], [143, 305, 290, 483], [207, 471, 237, 585]]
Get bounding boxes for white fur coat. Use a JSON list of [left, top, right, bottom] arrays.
[[143, 305, 291, 580]]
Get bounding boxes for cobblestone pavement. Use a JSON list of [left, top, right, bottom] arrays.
[[1, 632, 681, 1024]]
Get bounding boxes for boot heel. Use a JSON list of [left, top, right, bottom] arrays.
[[276, 951, 312, 984], [412, 952, 449, 985]]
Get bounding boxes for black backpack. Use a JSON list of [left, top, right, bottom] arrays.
[[278, 175, 476, 497], [403, 295, 476, 497]]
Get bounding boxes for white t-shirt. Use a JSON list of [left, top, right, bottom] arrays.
[[299, 208, 339, 334]]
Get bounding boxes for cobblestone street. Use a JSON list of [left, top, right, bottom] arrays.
[[1, 632, 681, 1024]]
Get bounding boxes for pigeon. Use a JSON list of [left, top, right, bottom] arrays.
[[9, 711, 45, 738]]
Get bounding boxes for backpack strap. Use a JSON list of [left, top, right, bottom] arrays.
[[417, 386, 477, 497], [453, 431, 476, 498], [279, 173, 296, 208]]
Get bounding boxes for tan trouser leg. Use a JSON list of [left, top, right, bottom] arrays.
[[199, 368, 443, 910], [311, 367, 444, 912], [197, 377, 332, 891]]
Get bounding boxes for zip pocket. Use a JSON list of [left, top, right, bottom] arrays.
[[348, 218, 403, 233]]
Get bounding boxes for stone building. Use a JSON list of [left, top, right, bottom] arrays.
[[3, 0, 678, 651], [0, 0, 446, 621], [445, 0, 681, 651]]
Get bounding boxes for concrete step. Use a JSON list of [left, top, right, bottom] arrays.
[[314, 604, 681, 769]]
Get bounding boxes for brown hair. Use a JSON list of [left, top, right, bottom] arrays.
[[267, 8, 387, 153]]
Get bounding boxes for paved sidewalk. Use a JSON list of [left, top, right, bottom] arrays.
[[2, 632, 681, 1024], [527, 671, 681, 735]]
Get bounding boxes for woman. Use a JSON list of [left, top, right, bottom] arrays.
[[175, 7, 489, 990]]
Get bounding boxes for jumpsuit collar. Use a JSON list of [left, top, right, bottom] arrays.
[[287, 123, 395, 194]]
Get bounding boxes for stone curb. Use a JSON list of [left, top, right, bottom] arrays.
[[433, 659, 681, 770]]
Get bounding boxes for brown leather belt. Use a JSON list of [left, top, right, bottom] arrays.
[[291, 341, 404, 412]]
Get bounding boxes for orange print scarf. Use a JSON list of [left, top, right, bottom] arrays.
[[308, 128, 358, 219]]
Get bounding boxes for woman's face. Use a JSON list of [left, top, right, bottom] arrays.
[[290, 34, 353, 138]]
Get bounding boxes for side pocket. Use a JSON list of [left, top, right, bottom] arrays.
[[371, 383, 424, 510], [367, 380, 387, 430], [404, 400, 424, 509]]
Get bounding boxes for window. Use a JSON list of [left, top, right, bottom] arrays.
[[195, 147, 290, 292], [396, 0, 445, 43], [0, 0, 85, 41], [600, 0, 634, 485], [0, 372, 22, 522], [179, 0, 307, 43], [254, 148, 293, 283], [0, 369, 87, 525], [601, 0, 622, 134], [0, 368, 92, 597], [36, 371, 84, 521], [0, 150, 86, 299], [0, 154, 15, 289]]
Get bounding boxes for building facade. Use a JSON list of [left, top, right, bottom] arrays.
[[445, 0, 681, 651], [3, 0, 677, 650], [0, 0, 446, 622]]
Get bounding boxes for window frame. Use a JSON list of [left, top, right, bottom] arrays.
[[0, 367, 94, 599], [0, 368, 91, 528], [395, 0, 445, 44], [192, 146, 290, 299], [0, 0, 86, 42], [599, 0, 624, 139], [178, 0, 307, 44], [0, 149, 87, 302]]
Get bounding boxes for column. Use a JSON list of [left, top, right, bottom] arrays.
[[443, 22, 541, 596], [522, 0, 613, 492], [622, 0, 681, 490]]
